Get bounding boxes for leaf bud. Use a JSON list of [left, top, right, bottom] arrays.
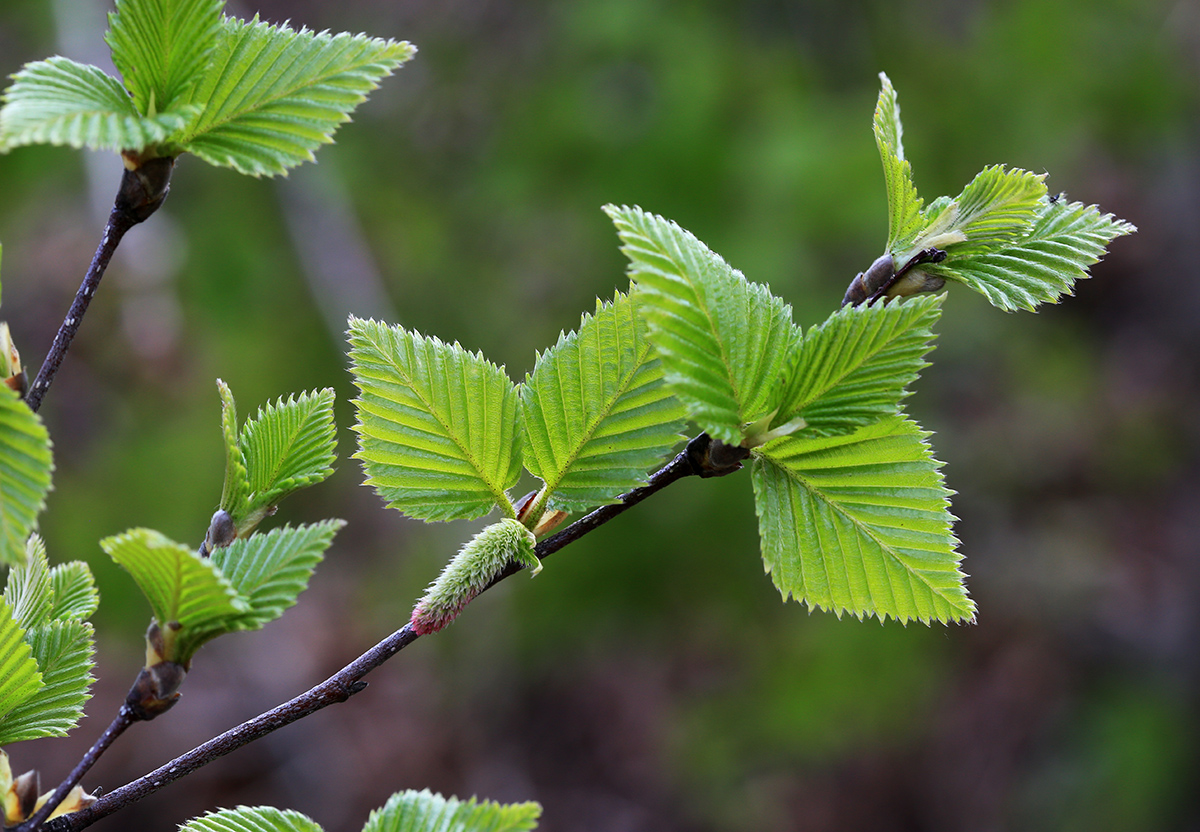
[[842, 254, 894, 307]]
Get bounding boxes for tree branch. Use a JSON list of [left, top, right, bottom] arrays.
[[24, 158, 174, 413], [41, 432, 748, 832]]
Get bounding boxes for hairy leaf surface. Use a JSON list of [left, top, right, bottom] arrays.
[[106, 0, 224, 115], [874, 73, 923, 253], [211, 520, 344, 630], [771, 295, 942, 435], [240, 388, 337, 510], [362, 789, 541, 832], [752, 417, 973, 624], [0, 57, 188, 152], [350, 317, 522, 522], [102, 528, 249, 661], [0, 597, 41, 726], [4, 535, 54, 628], [218, 380, 251, 517], [605, 205, 795, 445], [180, 806, 323, 832], [0, 387, 52, 566], [178, 17, 414, 176], [940, 165, 1046, 256], [930, 197, 1136, 311], [0, 619, 94, 743], [48, 561, 100, 622], [521, 293, 686, 512]]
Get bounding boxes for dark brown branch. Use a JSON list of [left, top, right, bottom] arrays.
[[41, 432, 748, 832], [24, 158, 175, 413]]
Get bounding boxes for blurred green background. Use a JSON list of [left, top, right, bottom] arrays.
[[1, 0, 1195, 830]]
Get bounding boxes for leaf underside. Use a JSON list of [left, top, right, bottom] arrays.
[[0, 387, 53, 566], [362, 789, 542, 832], [752, 416, 974, 624], [605, 205, 795, 445], [943, 165, 1047, 257], [349, 317, 522, 522], [874, 72, 924, 253], [0, 619, 95, 743], [521, 292, 686, 512]]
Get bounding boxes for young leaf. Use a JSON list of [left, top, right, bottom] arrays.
[[874, 73, 923, 253], [217, 380, 251, 518], [179, 806, 323, 832], [751, 416, 974, 624], [101, 528, 250, 662], [176, 18, 416, 176], [0, 597, 41, 725], [349, 317, 523, 522], [210, 520, 344, 630], [240, 389, 337, 512], [0, 619, 95, 744], [927, 196, 1136, 312], [605, 205, 795, 445], [935, 165, 1046, 257], [4, 534, 54, 629], [362, 789, 542, 832], [106, 0, 224, 116], [0, 386, 53, 566], [521, 293, 686, 513], [0, 57, 189, 153], [48, 561, 100, 622], [769, 294, 942, 437]]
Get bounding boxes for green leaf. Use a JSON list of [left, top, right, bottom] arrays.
[[4, 534, 54, 629], [179, 806, 323, 832], [0, 57, 188, 153], [101, 528, 250, 662], [605, 205, 795, 445], [48, 560, 100, 622], [929, 196, 1137, 312], [0, 386, 53, 566], [0, 619, 95, 744], [0, 597, 42, 725], [106, 0, 224, 116], [751, 417, 974, 624], [240, 389, 337, 512], [349, 317, 523, 522], [873, 73, 923, 253], [210, 520, 344, 630], [770, 294, 942, 437], [521, 293, 686, 513], [176, 17, 415, 176], [936, 165, 1046, 257], [362, 789, 541, 832], [218, 379, 251, 518]]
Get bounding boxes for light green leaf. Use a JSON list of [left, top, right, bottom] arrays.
[[936, 165, 1047, 257], [770, 294, 942, 436], [177, 17, 415, 176], [4, 534, 54, 629], [48, 560, 100, 622], [210, 520, 344, 630], [101, 528, 250, 662], [106, 0, 224, 116], [0, 57, 189, 153], [929, 196, 1136, 311], [0, 597, 41, 725], [180, 806, 323, 832], [521, 293, 686, 513], [240, 388, 337, 512], [0, 386, 53, 566], [349, 317, 523, 522], [874, 73, 923, 253], [0, 619, 95, 744], [752, 417, 974, 624], [362, 789, 541, 832], [605, 205, 795, 445], [218, 379, 251, 518]]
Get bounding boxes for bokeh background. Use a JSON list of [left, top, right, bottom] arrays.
[[1, 0, 1196, 830]]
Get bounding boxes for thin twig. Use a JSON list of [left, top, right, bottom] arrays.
[[24, 158, 174, 413], [42, 433, 748, 832]]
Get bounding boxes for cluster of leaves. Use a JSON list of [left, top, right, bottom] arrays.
[[0, 0, 414, 176], [102, 383, 342, 667], [180, 790, 541, 832]]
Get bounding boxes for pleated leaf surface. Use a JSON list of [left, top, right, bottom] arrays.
[[0, 387, 52, 566], [240, 388, 337, 510], [362, 789, 541, 832]]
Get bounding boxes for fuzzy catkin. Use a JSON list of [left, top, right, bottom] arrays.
[[410, 518, 539, 635]]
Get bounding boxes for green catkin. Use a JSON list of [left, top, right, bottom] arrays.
[[410, 518, 540, 635]]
